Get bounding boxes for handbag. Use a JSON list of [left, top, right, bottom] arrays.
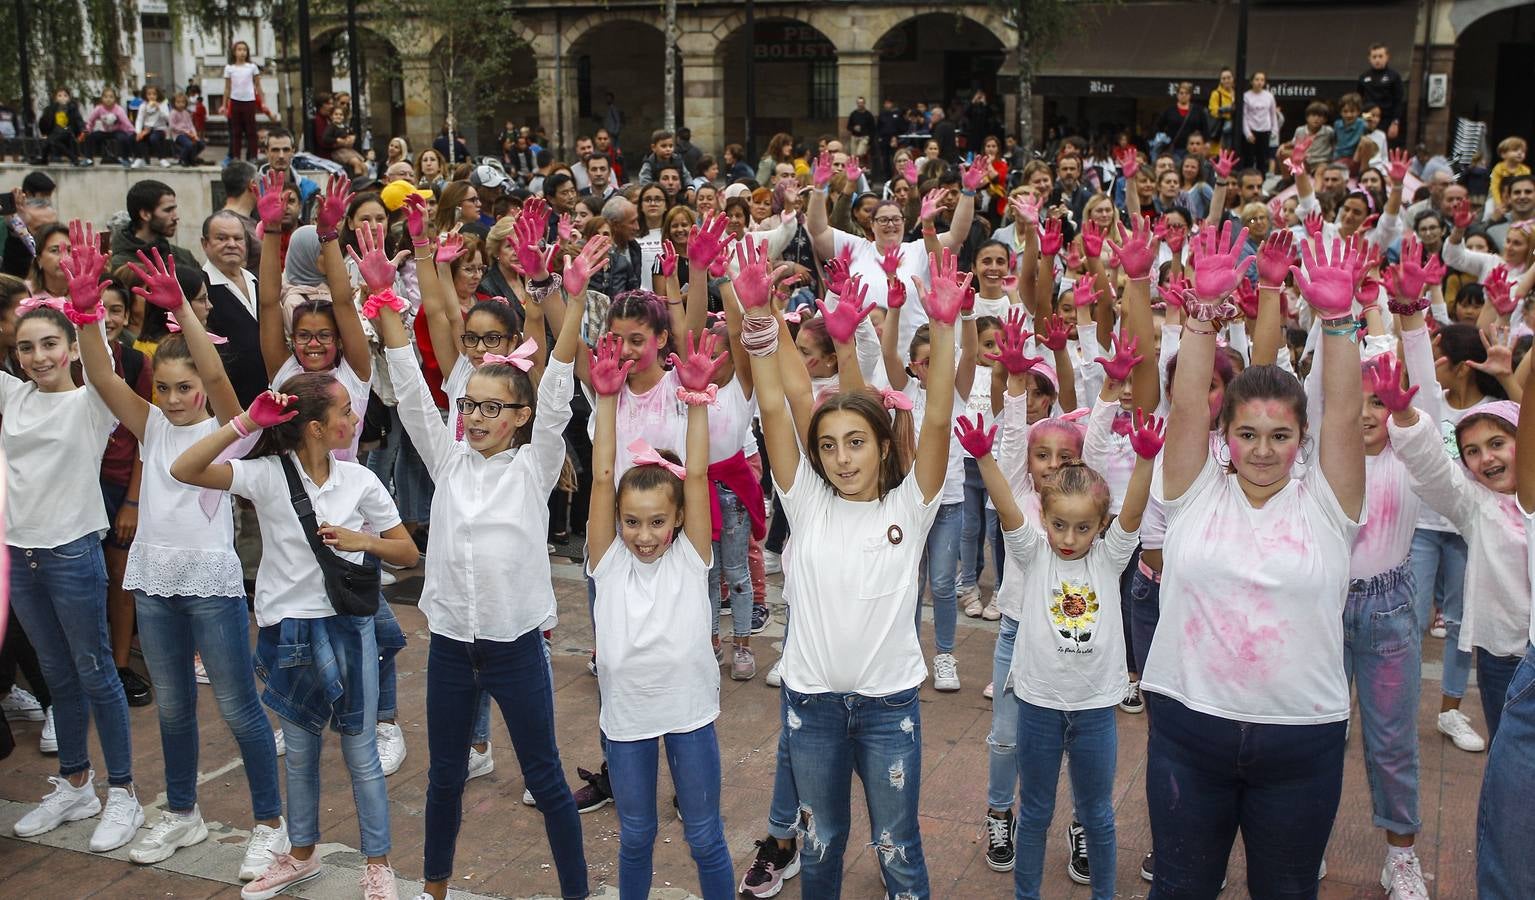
[[278, 454, 381, 617]]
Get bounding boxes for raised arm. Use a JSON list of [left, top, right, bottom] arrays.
[[670, 330, 725, 561], [806, 152, 837, 259], [1033, 217, 1063, 322], [819, 275, 876, 396], [1119, 410, 1164, 532], [685, 211, 729, 339], [913, 249, 966, 501], [313, 175, 371, 381], [1206, 149, 1238, 227], [732, 237, 800, 492], [880, 287, 909, 392], [62, 223, 150, 439], [938, 158, 985, 252], [1107, 215, 1162, 412], [170, 391, 298, 490], [1251, 230, 1296, 366], [1520, 350, 1535, 513], [586, 335, 632, 567], [1294, 234, 1366, 518], [255, 169, 290, 381]]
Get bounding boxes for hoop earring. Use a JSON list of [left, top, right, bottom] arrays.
[[1214, 438, 1233, 468]]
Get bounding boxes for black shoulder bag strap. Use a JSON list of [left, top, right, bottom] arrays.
[[278, 454, 379, 616]]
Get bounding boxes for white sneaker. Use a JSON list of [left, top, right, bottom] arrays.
[[933, 653, 961, 692], [273, 727, 285, 756], [1437, 709, 1487, 752], [466, 742, 494, 781], [130, 158, 145, 169], [379, 569, 397, 586], [981, 600, 1002, 621], [1381, 851, 1429, 900], [14, 774, 101, 837], [958, 584, 981, 614], [194, 654, 210, 684], [39, 707, 57, 754], [159, 158, 174, 168], [1, 686, 45, 721], [765, 659, 783, 688], [522, 788, 536, 806], [361, 861, 399, 900], [983, 681, 995, 699], [129, 807, 208, 864], [764, 551, 782, 575], [90, 785, 146, 852], [377, 722, 407, 775], [240, 819, 290, 881]]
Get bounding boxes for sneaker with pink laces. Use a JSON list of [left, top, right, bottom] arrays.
[[240, 851, 322, 900], [361, 862, 399, 900]]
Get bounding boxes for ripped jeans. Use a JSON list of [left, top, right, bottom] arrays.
[[781, 685, 928, 898]]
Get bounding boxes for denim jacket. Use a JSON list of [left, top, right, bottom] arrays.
[[254, 614, 371, 736]]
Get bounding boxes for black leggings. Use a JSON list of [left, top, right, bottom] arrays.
[[0, 609, 51, 709], [227, 98, 260, 161]]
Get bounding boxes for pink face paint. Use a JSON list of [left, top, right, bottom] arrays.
[[631, 336, 661, 373], [190, 390, 204, 412]]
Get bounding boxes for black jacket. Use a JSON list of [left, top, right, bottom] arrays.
[[204, 276, 269, 408], [595, 240, 642, 298], [847, 108, 876, 139], [1153, 105, 1211, 152], [1358, 66, 1407, 130], [38, 102, 84, 139]]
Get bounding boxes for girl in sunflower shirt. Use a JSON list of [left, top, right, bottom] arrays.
[[957, 395, 1161, 900]]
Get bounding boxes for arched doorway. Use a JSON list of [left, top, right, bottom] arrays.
[[312, 27, 405, 152], [718, 18, 840, 150], [569, 20, 665, 175], [1450, 5, 1535, 152], [876, 13, 1006, 132], [422, 32, 540, 161]]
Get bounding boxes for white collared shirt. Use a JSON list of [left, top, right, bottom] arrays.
[[228, 452, 401, 627], [385, 346, 574, 642], [203, 260, 258, 320]]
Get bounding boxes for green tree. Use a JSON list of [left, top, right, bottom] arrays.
[[992, 0, 1108, 152], [0, 0, 139, 108]]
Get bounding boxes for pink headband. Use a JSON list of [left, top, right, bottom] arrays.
[[1032, 360, 1060, 391], [164, 320, 229, 344], [17, 295, 67, 315], [626, 438, 686, 478], [1467, 399, 1520, 431], [481, 337, 539, 372]]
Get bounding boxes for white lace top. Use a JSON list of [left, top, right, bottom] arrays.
[[123, 409, 245, 599]]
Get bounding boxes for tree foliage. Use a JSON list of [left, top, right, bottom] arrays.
[[0, 0, 139, 103], [989, 0, 1110, 151]]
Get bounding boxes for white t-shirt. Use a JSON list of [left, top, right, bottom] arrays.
[[991, 391, 1044, 622], [1083, 398, 1136, 516], [1522, 504, 1535, 648], [830, 231, 932, 352], [228, 453, 402, 627], [0, 374, 114, 548], [707, 379, 753, 464], [901, 381, 965, 505], [223, 63, 260, 102], [270, 356, 371, 461], [776, 456, 939, 695], [590, 537, 719, 741], [124, 410, 244, 599], [637, 228, 666, 285], [1004, 518, 1140, 711], [1349, 447, 1420, 580], [1143, 455, 1361, 725], [583, 369, 689, 482]]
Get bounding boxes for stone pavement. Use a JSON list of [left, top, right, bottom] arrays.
[[0, 551, 1488, 898]]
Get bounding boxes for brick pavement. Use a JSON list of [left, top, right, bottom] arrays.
[[0, 553, 1487, 898]]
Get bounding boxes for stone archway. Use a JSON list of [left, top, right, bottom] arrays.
[[311, 26, 406, 150], [714, 16, 841, 148], [565, 17, 667, 173], [1448, 3, 1535, 151]]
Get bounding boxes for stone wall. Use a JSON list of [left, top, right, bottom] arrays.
[[2, 163, 215, 262]]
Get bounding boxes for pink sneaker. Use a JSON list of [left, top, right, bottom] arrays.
[[240, 851, 321, 900], [361, 862, 399, 900]]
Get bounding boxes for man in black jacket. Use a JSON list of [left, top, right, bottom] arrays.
[[1358, 43, 1407, 148], [847, 97, 877, 165], [200, 211, 267, 407], [876, 98, 906, 180], [38, 88, 89, 166], [596, 196, 642, 298]]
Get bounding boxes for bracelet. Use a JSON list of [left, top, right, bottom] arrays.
[[1257, 283, 1285, 292], [411, 236, 429, 247], [1386, 298, 1427, 316], [1322, 324, 1359, 341], [922, 227, 937, 236], [961, 188, 977, 197], [1125, 274, 1151, 283], [1183, 323, 1219, 336], [741, 314, 779, 357], [961, 310, 977, 321], [316, 229, 339, 244], [230, 415, 252, 438], [1320, 315, 1354, 328], [676, 385, 718, 406]]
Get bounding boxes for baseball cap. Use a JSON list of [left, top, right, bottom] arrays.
[[379, 180, 432, 212], [470, 164, 509, 193]]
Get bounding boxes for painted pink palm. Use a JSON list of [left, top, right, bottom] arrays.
[[590, 333, 634, 396], [984, 313, 1042, 376], [60, 221, 110, 318], [345, 223, 406, 293], [824, 244, 854, 296], [816, 275, 875, 344], [925, 248, 973, 324], [1108, 217, 1158, 278], [1188, 220, 1251, 303], [315, 174, 353, 233], [562, 235, 611, 298], [1293, 237, 1360, 319], [248, 391, 299, 428], [1128, 409, 1166, 460], [687, 212, 730, 270], [1037, 314, 1071, 351], [952, 414, 997, 458], [668, 329, 728, 391], [127, 248, 185, 311], [1094, 331, 1143, 382], [1038, 218, 1064, 256], [1256, 230, 1295, 287], [1367, 354, 1418, 413], [256, 168, 286, 231]]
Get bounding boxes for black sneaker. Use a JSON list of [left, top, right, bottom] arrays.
[[984, 809, 1015, 872], [738, 837, 800, 897], [751, 604, 770, 635], [1067, 820, 1090, 884], [118, 667, 152, 707], [1120, 679, 1145, 714], [572, 764, 612, 813], [1141, 850, 1155, 882], [672, 794, 682, 822]]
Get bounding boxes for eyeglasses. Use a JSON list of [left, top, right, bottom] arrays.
[[461, 331, 508, 349], [873, 216, 905, 227], [294, 329, 335, 345], [455, 397, 528, 418], [459, 265, 487, 278]]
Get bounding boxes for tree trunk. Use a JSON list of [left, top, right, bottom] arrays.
[[663, 0, 677, 132], [1015, 0, 1032, 153]]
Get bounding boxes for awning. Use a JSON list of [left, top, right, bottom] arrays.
[[1030, 1, 1420, 96]]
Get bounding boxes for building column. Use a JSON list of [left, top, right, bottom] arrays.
[[836, 50, 880, 137], [400, 54, 436, 144], [535, 53, 578, 159], [1408, 43, 1456, 153], [681, 51, 725, 155]]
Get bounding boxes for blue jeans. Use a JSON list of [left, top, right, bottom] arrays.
[[709, 486, 752, 639], [1015, 701, 1117, 900], [1127, 558, 1161, 675], [172, 133, 205, 165], [782, 685, 929, 897], [374, 599, 405, 721], [472, 635, 552, 745], [9, 535, 133, 786], [365, 408, 402, 487], [134, 592, 281, 819], [279, 617, 390, 856], [959, 458, 1004, 590], [915, 502, 962, 654], [1476, 650, 1523, 742], [987, 615, 1020, 810], [1477, 644, 1535, 899], [424, 631, 586, 897], [1145, 694, 1345, 898], [607, 723, 734, 899], [1342, 563, 1420, 835], [394, 424, 435, 524], [766, 606, 800, 842], [1409, 528, 1471, 697]]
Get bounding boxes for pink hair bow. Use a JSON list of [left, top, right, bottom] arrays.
[[164, 319, 229, 344], [360, 288, 406, 319], [879, 387, 914, 411], [783, 310, 804, 325], [481, 337, 539, 372], [17, 295, 67, 315], [626, 437, 686, 478]]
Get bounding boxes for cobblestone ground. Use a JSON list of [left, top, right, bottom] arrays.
[[0, 553, 1486, 898]]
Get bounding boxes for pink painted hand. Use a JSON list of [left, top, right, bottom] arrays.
[[1387, 148, 1411, 185], [1292, 237, 1360, 319], [1390, 235, 1447, 303], [1367, 353, 1419, 413], [255, 168, 286, 231], [844, 155, 863, 186], [345, 222, 408, 293], [1485, 267, 1518, 316], [403, 193, 428, 242], [924, 247, 974, 325], [590, 333, 635, 396], [247, 391, 299, 428], [1256, 229, 1295, 288], [1354, 272, 1384, 310], [519, 197, 551, 244], [1094, 331, 1143, 382], [1081, 220, 1108, 258], [658, 240, 679, 279], [435, 230, 465, 266], [1072, 276, 1101, 311], [961, 155, 989, 192], [816, 275, 875, 344], [731, 237, 789, 312], [1233, 279, 1260, 320], [1037, 313, 1071, 351], [512, 213, 554, 278], [1287, 135, 1312, 177], [557, 213, 577, 244], [315, 174, 353, 234], [900, 159, 920, 185], [879, 244, 902, 279], [1155, 217, 1187, 253], [126, 247, 185, 311], [1161, 274, 1191, 310], [1038, 217, 1064, 256], [1188, 220, 1252, 303], [812, 151, 834, 189], [1009, 194, 1041, 227], [1107, 215, 1159, 279], [687, 211, 730, 271], [667, 329, 729, 392], [1115, 148, 1138, 180], [919, 188, 949, 224], [562, 235, 611, 298], [1128, 408, 1166, 460], [59, 220, 110, 320], [887, 277, 906, 309], [952, 414, 997, 458], [982, 314, 1042, 376], [1452, 198, 1473, 231], [824, 244, 854, 296], [1303, 211, 1324, 243], [1213, 149, 1238, 179]]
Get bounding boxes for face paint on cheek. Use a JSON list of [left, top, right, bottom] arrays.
[[635, 338, 661, 371], [190, 391, 203, 412]]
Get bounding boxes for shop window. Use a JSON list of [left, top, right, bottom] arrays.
[[809, 59, 836, 120]]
